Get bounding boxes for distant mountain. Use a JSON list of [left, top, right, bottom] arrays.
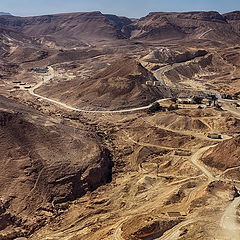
[[131, 11, 240, 43], [0, 11, 133, 41], [0, 12, 11, 16], [223, 11, 240, 35], [0, 11, 240, 44]]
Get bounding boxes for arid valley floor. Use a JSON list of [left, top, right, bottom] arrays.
[[0, 10, 240, 240]]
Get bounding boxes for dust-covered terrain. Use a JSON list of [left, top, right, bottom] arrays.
[[0, 10, 239, 240]]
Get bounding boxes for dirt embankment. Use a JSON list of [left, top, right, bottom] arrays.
[[202, 135, 240, 171]]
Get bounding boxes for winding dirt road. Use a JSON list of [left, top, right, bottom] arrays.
[[27, 64, 240, 240], [190, 145, 217, 182], [28, 68, 169, 114], [198, 29, 213, 39], [155, 145, 218, 240], [220, 197, 240, 240]]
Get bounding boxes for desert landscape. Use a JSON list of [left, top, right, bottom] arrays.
[[0, 9, 239, 240]]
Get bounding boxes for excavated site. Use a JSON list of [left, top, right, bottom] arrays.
[[0, 10, 239, 240]]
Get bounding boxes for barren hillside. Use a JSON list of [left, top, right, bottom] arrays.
[[1, 11, 240, 45], [0, 9, 240, 240], [202, 136, 240, 171], [36, 58, 171, 110], [0, 12, 132, 41]]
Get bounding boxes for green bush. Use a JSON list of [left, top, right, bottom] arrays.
[[193, 96, 203, 104], [171, 98, 177, 103], [168, 104, 179, 111], [215, 104, 223, 110], [147, 102, 163, 114]]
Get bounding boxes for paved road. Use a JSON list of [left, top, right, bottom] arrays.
[[153, 59, 219, 101], [30, 90, 169, 114], [29, 65, 239, 116]]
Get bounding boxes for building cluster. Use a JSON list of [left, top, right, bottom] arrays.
[[145, 81, 162, 86]]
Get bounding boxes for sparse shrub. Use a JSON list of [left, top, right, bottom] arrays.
[[193, 96, 203, 104], [171, 97, 177, 103], [235, 103, 240, 108], [167, 104, 179, 111], [233, 92, 240, 100], [151, 65, 160, 71], [147, 102, 163, 114], [209, 94, 218, 106], [222, 94, 233, 100], [215, 104, 223, 110]]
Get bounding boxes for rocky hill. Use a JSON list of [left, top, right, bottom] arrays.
[[36, 58, 171, 110], [142, 47, 208, 64], [202, 135, 240, 171], [0, 95, 112, 239], [223, 11, 240, 35], [0, 25, 33, 57]]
